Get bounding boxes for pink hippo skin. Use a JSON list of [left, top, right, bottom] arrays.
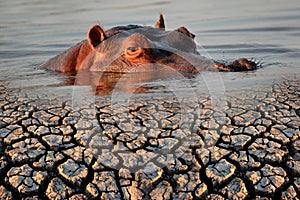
[[41, 14, 257, 74]]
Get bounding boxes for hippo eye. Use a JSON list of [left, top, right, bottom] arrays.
[[127, 47, 139, 53], [125, 47, 143, 58]]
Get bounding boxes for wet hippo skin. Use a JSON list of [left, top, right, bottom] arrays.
[[41, 14, 258, 74]]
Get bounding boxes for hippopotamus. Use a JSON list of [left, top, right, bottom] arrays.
[[41, 14, 257, 74]]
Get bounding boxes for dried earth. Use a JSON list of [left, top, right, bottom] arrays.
[[0, 79, 299, 199]]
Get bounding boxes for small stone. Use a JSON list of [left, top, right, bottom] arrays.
[[33, 151, 64, 170], [75, 119, 99, 131], [143, 120, 159, 129], [102, 124, 122, 139], [32, 126, 50, 136], [174, 146, 194, 166], [215, 116, 231, 126], [246, 164, 286, 194], [7, 164, 47, 194], [46, 177, 73, 200], [220, 134, 252, 150], [254, 196, 272, 200], [48, 107, 69, 118], [200, 118, 219, 130], [294, 178, 300, 193], [221, 177, 248, 200], [225, 107, 246, 118], [63, 115, 79, 125], [174, 171, 202, 192], [198, 129, 220, 147], [32, 110, 60, 126], [248, 138, 288, 163], [196, 146, 231, 166], [157, 138, 179, 150], [69, 194, 88, 200], [287, 157, 300, 176], [149, 181, 173, 200], [74, 127, 102, 146], [58, 159, 88, 186], [126, 135, 147, 150], [194, 183, 208, 198], [6, 138, 46, 163], [205, 194, 225, 200], [281, 185, 297, 200], [22, 196, 39, 200], [50, 125, 74, 136], [287, 140, 300, 176], [287, 117, 300, 129], [86, 183, 100, 198], [0, 185, 13, 199], [0, 155, 8, 172], [282, 127, 300, 141], [42, 134, 73, 151], [135, 162, 163, 189], [117, 132, 137, 142], [93, 148, 120, 169], [118, 168, 132, 187], [63, 146, 94, 166], [100, 192, 122, 200], [267, 124, 294, 144], [183, 133, 204, 149], [9, 110, 28, 122], [118, 121, 140, 133], [99, 113, 116, 124], [161, 119, 179, 130], [244, 126, 260, 137], [206, 159, 236, 187], [229, 151, 261, 170], [173, 192, 193, 200], [233, 110, 261, 126], [145, 128, 161, 138], [2, 125, 29, 144], [117, 150, 156, 171], [92, 171, 119, 194], [153, 110, 173, 121], [122, 181, 144, 200]]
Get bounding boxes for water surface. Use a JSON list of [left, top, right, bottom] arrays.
[[1, 0, 300, 97]]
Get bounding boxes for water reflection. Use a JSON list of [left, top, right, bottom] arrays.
[[64, 69, 194, 95]]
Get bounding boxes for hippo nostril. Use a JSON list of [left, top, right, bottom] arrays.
[[176, 27, 195, 39]]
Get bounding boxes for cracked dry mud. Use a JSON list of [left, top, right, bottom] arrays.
[[0, 79, 299, 200]]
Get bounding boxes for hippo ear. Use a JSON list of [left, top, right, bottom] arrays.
[[88, 25, 107, 48], [154, 14, 165, 29]]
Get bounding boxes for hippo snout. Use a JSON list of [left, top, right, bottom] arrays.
[[213, 58, 258, 72], [228, 58, 257, 71]]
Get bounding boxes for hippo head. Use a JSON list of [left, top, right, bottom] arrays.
[[42, 14, 257, 74], [81, 14, 213, 73]]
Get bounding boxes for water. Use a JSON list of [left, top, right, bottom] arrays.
[[1, 0, 300, 97]]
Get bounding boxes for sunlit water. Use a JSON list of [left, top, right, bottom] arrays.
[[1, 0, 300, 98]]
